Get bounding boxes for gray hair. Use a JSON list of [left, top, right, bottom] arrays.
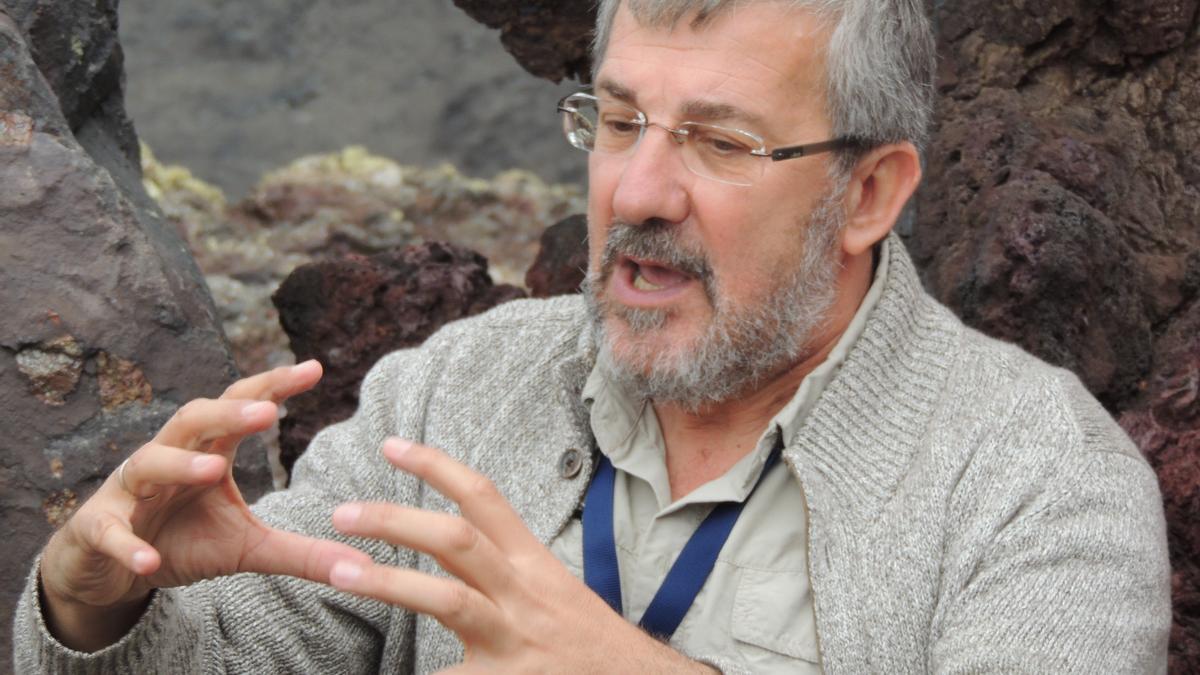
[[591, 0, 936, 167]]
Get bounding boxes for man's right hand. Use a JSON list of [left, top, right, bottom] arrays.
[[37, 361, 373, 652]]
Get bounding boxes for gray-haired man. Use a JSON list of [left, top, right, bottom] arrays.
[[15, 0, 1171, 672]]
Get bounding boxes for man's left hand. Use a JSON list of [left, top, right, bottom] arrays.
[[328, 438, 713, 673]]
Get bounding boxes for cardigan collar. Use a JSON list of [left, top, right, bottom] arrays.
[[548, 232, 959, 529]]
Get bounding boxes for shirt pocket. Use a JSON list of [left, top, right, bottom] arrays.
[[731, 567, 822, 667]]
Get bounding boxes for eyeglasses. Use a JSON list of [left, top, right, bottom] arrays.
[[557, 92, 864, 187]]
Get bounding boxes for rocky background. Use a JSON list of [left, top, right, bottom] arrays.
[[2, 0, 1198, 671]]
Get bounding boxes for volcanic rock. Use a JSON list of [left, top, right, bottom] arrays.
[[0, 6, 264, 669], [450, 0, 596, 82], [919, 2, 1200, 665], [271, 242, 526, 474], [525, 214, 589, 297]]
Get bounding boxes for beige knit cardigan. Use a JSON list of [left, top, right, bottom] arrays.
[[15, 234, 1171, 673]]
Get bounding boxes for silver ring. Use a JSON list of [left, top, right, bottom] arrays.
[[117, 459, 159, 502]]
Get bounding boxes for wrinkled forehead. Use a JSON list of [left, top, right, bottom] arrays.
[[596, 2, 834, 134]]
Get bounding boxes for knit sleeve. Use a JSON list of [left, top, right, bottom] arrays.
[[930, 378, 1171, 674], [12, 344, 441, 674]]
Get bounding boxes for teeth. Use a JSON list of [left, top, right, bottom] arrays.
[[633, 270, 662, 291]]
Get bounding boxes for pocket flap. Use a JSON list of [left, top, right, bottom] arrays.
[[730, 567, 821, 663]]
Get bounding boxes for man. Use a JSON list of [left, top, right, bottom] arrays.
[[14, 0, 1170, 672]]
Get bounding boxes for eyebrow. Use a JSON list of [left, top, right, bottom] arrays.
[[595, 78, 767, 131]]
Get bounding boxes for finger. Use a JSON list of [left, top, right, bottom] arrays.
[[382, 439, 540, 555], [435, 665, 487, 675], [237, 525, 374, 584], [154, 398, 277, 450], [220, 360, 323, 404], [85, 512, 162, 576], [329, 560, 505, 648], [118, 443, 228, 498], [332, 503, 517, 600]]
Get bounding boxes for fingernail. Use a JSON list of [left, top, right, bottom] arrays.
[[132, 550, 153, 573], [242, 401, 273, 420], [292, 360, 320, 375], [332, 503, 362, 529], [330, 560, 362, 587], [384, 438, 413, 461]]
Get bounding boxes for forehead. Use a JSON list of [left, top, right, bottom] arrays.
[[596, 2, 832, 135]]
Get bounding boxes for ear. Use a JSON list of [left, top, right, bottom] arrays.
[[839, 142, 922, 256]]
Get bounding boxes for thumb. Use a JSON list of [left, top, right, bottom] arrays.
[[238, 526, 372, 584]]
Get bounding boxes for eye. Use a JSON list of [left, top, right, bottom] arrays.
[[600, 114, 641, 136], [690, 127, 753, 156]]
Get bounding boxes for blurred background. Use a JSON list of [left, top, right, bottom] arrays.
[[122, 0, 585, 199]]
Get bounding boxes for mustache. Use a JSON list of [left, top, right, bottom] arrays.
[[599, 219, 713, 282]]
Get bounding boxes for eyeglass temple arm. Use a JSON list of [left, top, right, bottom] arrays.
[[768, 137, 869, 162]]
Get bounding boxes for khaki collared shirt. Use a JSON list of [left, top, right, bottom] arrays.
[[550, 245, 889, 672]]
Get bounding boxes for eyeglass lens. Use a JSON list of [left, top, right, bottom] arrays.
[[560, 95, 763, 186]]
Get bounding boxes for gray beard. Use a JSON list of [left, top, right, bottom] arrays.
[[583, 187, 844, 413]]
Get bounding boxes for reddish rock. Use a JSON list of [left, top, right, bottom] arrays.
[[922, 1, 1200, 664], [1120, 301, 1200, 673], [0, 7, 265, 668], [271, 242, 525, 474], [525, 214, 588, 298], [450, 0, 596, 81], [910, 89, 1155, 406]]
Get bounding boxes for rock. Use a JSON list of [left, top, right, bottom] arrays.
[[525, 214, 588, 297], [1119, 301, 1200, 671], [0, 7, 263, 669], [919, 1, 1200, 663], [910, 89, 1154, 406], [271, 242, 526, 474], [145, 145, 585, 378], [450, 0, 596, 81]]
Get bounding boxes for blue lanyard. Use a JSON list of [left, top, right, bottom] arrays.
[[582, 445, 783, 640]]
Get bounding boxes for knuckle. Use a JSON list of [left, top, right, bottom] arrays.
[[444, 518, 479, 554], [464, 475, 498, 502], [86, 513, 120, 549], [173, 398, 210, 426], [443, 582, 473, 622]]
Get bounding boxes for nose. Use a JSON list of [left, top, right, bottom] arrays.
[[610, 125, 691, 227]]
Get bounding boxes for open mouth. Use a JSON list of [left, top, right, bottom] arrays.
[[628, 257, 691, 291], [607, 255, 697, 308]]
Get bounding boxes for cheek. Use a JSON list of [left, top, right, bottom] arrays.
[[586, 155, 623, 272], [693, 193, 759, 279]]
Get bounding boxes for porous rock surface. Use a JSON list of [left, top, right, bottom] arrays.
[[915, 0, 1200, 667], [0, 2, 263, 669], [271, 243, 526, 474], [525, 213, 589, 297], [450, 0, 596, 82]]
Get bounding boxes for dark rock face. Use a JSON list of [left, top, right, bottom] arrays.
[[911, 90, 1155, 406], [525, 214, 589, 298], [0, 4, 262, 669], [1121, 302, 1200, 672], [271, 242, 526, 474], [450, 0, 596, 82], [919, 2, 1200, 666]]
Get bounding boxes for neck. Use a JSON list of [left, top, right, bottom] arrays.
[[655, 248, 874, 499]]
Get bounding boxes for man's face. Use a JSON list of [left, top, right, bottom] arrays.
[[585, 2, 846, 409]]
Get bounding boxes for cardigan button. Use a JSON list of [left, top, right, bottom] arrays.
[[558, 448, 584, 479]]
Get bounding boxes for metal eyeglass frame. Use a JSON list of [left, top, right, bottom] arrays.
[[556, 91, 867, 167]]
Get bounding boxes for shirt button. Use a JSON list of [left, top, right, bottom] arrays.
[[558, 448, 584, 479]]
